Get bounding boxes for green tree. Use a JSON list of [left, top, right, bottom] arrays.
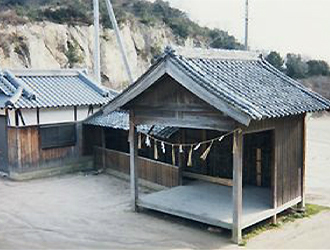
[[265, 51, 284, 71], [307, 60, 330, 76], [65, 40, 83, 68], [285, 53, 308, 79], [208, 29, 242, 50]]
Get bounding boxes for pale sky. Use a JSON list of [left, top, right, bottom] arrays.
[[157, 0, 330, 62]]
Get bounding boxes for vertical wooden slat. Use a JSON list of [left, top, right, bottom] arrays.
[[232, 129, 243, 244], [276, 124, 283, 206], [282, 121, 289, 204], [298, 113, 306, 209], [271, 129, 277, 223]]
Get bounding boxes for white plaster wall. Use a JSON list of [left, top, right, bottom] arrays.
[[7, 105, 102, 127], [39, 107, 75, 125], [21, 109, 38, 126], [0, 109, 5, 116], [7, 109, 15, 126], [77, 106, 89, 121]]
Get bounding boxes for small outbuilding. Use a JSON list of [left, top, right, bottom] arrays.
[[99, 47, 330, 243], [0, 69, 114, 179]]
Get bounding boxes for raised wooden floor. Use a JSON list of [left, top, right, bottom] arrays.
[[138, 181, 299, 230]]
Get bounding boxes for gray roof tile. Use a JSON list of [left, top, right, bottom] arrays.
[[168, 47, 330, 119], [84, 110, 178, 139], [0, 69, 115, 109]]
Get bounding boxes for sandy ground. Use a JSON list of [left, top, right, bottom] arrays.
[[0, 174, 233, 249], [0, 115, 329, 249]]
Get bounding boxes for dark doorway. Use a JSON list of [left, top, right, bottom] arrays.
[[0, 116, 8, 173], [243, 130, 274, 188]]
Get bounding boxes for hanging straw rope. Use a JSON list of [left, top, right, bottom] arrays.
[[172, 146, 176, 165], [133, 120, 241, 148], [154, 140, 158, 160], [187, 145, 193, 167]]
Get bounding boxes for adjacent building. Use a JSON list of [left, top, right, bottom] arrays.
[[0, 69, 115, 179]]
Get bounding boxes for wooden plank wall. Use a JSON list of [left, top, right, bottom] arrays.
[[245, 115, 304, 206], [94, 147, 179, 187], [7, 126, 80, 172], [129, 75, 236, 131]]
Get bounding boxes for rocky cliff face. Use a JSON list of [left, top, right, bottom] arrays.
[[0, 21, 186, 90]]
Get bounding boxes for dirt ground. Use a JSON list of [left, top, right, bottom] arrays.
[[0, 115, 330, 249]]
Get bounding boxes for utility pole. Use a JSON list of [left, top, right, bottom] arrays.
[[93, 0, 101, 84], [244, 0, 249, 51], [105, 0, 134, 89]]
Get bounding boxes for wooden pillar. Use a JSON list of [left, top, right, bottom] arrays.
[[232, 129, 243, 244], [177, 130, 185, 185], [271, 130, 277, 223], [298, 113, 306, 210], [101, 129, 106, 169], [178, 154, 183, 185], [129, 110, 138, 211]]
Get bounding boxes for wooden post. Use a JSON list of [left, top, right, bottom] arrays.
[[298, 113, 306, 210], [178, 154, 183, 186], [232, 129, 243, 244], [177, 130, 185, 185], [101, 129, 106, 169], [271, 130, 277, 223], [129, 110, 138, 211]]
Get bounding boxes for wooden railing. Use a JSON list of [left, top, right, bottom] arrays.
[[94, 147, 179, 187]]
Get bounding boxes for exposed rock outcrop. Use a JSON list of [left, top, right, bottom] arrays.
[[0, 21, 180, 90]]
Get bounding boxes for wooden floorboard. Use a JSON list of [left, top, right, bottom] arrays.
[[138, 181, 281, 230]]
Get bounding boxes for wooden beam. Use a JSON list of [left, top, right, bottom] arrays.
[[183, 172, 233, 187], [298, 113, 306, 210], [232, 129, 243, 244], [36, 108, 40, 125], [15, 109, 19, 126], [74, 106, 77, 121], [18, 110, 25, 126], [129, 110, 138, 211], [134, 115, 235, 131]]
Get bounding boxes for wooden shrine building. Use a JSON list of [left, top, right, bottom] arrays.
[[0, 69, 114, 179], [98, 47, 330, 243]]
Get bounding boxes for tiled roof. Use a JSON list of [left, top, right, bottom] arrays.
[[84, 110, 178, 139], [102, 47, 330, 125], [169, 47, 330, 120], [0, 69, 115, 109]]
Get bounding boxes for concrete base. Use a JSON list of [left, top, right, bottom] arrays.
[[9, 157, 94, 181], [139, 181, 275, 230]]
